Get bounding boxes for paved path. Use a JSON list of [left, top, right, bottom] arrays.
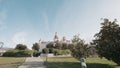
[[18, 57, 46, 68]]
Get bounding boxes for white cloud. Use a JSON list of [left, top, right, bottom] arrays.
[[12, 32, 28, 44]]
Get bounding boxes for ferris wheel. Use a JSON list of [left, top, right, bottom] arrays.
[[0, 42, 4, 49]]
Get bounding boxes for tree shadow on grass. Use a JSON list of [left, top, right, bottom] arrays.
[[45, 62, 114, 68]]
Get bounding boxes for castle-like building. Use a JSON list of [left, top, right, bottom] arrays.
[[38, 32, 71, 51], [53, 32, 70, 43]]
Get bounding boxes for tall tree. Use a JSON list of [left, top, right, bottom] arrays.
[[46, 42, 54, 48], [54, 42, 62, 49], [61, 43, 68, 50], [15, 44, 27, 50], [71, 35, 89, 60], [32, 43, 40, 51], [93, 18, 120, 65]]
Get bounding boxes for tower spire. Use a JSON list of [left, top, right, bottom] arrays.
[[54, 32, 59, 42]]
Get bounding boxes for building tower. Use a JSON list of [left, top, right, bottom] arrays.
[[54, 32, 59, 42], [62, 36, 67, 43], [39, 39, 42, 44]]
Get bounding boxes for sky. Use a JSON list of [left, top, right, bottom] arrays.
[[0, 0, 120, 49]]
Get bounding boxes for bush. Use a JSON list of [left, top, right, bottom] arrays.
[[2, 50, 18, 57], [33, 50, 41, 57], [53, 49, 62, 55], [49, 48, 54, 53], [64, 49, 71, 55], [53, 49, 71, 55], [3, 49, 34, 57], [42, 48, 49, 54]]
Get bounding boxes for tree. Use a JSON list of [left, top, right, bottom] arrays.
[[71, 35, 89, 60], [93, 18, 120, 65], [54, 42, 62, 49], [15, 44, 27, 50], [68, 43, 74, 51], [61, 43, 68, 50], [42, 48, 49, 54], [46, 42, 54, 48], [32, 43, 40, 51]]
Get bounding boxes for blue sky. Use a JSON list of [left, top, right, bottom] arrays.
[[0, 0, 120, 48]]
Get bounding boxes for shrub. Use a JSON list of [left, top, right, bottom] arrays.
[[3, 49, 34, 57], [2, 50, 18, 57], [49, 48, 54, 53], [53, 49, 58, 55], [64, 49, 71, 55], [33, 50, 41, 57], [42, 48, 49, 54], [53, 49, 71, 55]]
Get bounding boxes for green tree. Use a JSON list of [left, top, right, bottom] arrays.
[[32, 43, 40, 51], [42, 48, 49, 54], [54, 42, 62, 49], [68, 43, 74, 51], [46, 42, 54, 48], [71, 35, 89, 60], [61, 43, 68, 50], [15, 44, 27, 50], [93, 18, 120, 65]]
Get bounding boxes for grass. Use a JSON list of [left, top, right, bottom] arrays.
[[42, 56, 120, 68], [0, 57, 26, 68]]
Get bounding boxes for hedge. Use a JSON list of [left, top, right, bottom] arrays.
[[54, 49, 71, 55], [3, 49, 34, 57]]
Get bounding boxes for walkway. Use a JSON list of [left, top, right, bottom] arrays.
[[18, 57, 46, 68]]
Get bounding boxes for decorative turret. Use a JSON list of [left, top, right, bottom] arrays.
[[54, 32, 59, 42], [39, 39, 42, 44]]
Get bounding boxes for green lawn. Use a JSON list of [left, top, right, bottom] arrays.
[[43, 57, 120, 68], [0, 57, 26, 68]]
